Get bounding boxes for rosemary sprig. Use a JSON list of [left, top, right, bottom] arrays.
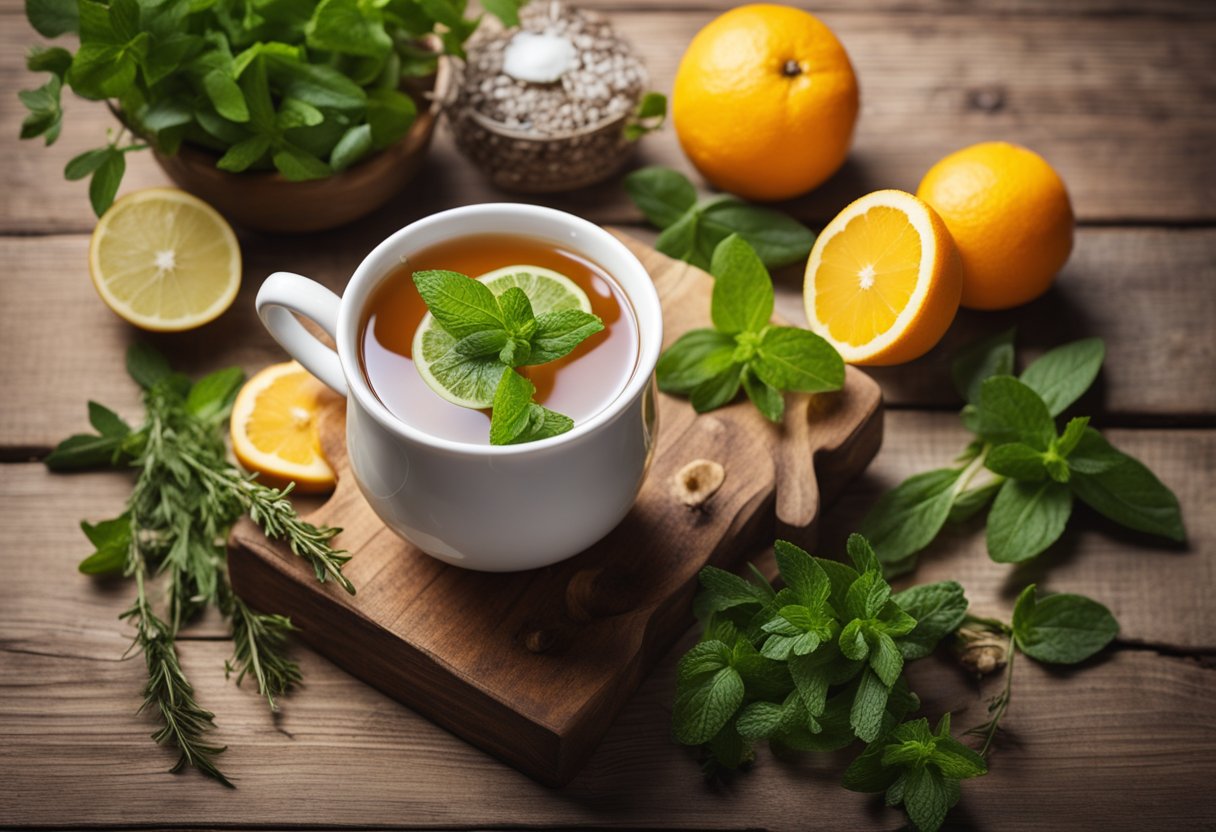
[[225, 594, 302, 713], [48, 344, 354, 785]]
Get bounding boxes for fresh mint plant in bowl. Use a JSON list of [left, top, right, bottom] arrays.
[[19, 0, 525, 232]]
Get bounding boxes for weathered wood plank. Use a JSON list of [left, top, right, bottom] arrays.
[[2, 228, 1211, 454], [1, 623, 1212, 829], [3, 9, 1213, 232]]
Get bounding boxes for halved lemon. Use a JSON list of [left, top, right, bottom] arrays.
[[89, 188, 241, 332], [412, 265, 592, 408], [230, 362, 336, 493], [803, 189, 963, 366]]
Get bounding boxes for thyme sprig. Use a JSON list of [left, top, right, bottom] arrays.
[[47, 344, 353, 785]]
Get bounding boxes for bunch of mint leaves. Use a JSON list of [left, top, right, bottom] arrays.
[[657, 234, 844, 422], [957, 584, 1118, 757], [675, 534, 985, 831], [625, 166, 817, 270], [860, 330, 1185, 574], [20, 0, 526, 215], [413, 269, 603, 445]]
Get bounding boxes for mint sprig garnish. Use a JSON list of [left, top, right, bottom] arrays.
[[412, 269, 603, 445], [860, 331, 1185, 573], [656, 235, 844, 422], [625, 166, 817, 269]]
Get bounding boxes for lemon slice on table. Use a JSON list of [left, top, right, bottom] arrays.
[[803, 189, 963, 367], [412, 265, 593, 408], [89, 188, 241, 332], [230, 361, 337, 493]]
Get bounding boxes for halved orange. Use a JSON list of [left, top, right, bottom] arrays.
[[230, 362, 336, 493], [803, 189, 962, 366]]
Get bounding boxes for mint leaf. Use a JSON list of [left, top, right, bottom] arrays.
[[860, 468, 964, 566], [413, 270, 504, 338], [203, 70, 249, 123], [846, 533, 882, 575], [273, 145, 331, 182], [673, 665, 745, 745], [88, 149, 125, 216], [26, 0, 79, 37], [869, 632, 903, 686], [1068, 437, 1185, 542], [1056, 416, 1090, 457], [496, 287, 535, 334], [526, 309, 603, 365], [1020, 338, 1104, 417], [1011, 585, 1119, 665], [985, 442, 1048, 481], [1065, 427, 1124, 475], [329, 124, 373, 172], [453, 330, 510, 359], [19, 76, 63, 144], [78, 514, 131, 575], [741, 367, 783, 422], [126, 344, 171, 390], [952, 328, 1015, 405], [892, 581, 968, 660], [44, 433, 126, 471], [656, 329, 738, 395], [64, 148, 113, 181], [655, 210, 705, 269], [976, 376, 1056, 450], [842, 740, 900, 793], [710, 235, 773, 335], [306, 0, 393, 58], [489, 370, 535, 445], [753, 326, 845, 393], [185, 368, 245, 424], [774, 540, 831, 607], [850, 667, 891, 743], [509, 405, 573, 444], [624, 166, 697, 229], [691, 365, 744, 413], [88, 402, 131, 438], [986, 479, 1072, 563], [366, 88, 417, 149], [902, 765, 953, 832], [217, 136, 272, 173], [697, 566, 769, 614], [699, 199, 816, 269], [27, 45, 73, 78], [480, 0, 524, 27]]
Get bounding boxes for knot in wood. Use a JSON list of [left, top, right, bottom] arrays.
[[522, 629, 557, 654], [672, 459, 726, 509]]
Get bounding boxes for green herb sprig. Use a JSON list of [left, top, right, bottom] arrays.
[[47, 344, 352, 785], [860, 331, 1185, 574], [674, 534, 981, 831], [625, 166, 817, 270], [657, 234, 844, 422], [957, 584, 1118, 755], [20, 0, 526, 215], [412, 269, 604, 445]]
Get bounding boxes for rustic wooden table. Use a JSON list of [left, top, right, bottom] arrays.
[[2, 1, 1213, 829]]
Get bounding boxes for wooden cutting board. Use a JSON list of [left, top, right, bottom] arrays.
[[228, 231, 882, 786]]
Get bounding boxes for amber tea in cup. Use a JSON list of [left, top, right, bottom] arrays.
[[359, 233, 640, 444]]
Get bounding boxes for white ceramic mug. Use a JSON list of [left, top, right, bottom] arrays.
[[256, 204, 662, 571]]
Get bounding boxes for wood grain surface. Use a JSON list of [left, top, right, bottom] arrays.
[[2, 0, 1214, 828]]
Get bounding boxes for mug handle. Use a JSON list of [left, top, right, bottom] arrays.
[[256, 272, 348, 395]]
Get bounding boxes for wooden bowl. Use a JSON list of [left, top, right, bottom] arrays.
[[150, 61, 448, 234]]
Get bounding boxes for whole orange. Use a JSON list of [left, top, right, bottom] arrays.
[[916, 142, 1075, 310], [672, 4, 859, 202]]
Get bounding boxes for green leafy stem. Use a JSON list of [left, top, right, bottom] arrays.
[[657, 234, 845, 423], [860, 330, 1186, 574]]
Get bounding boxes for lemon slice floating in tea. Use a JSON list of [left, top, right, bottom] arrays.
[[412, 265, 593, 409], [89, 188, 241, 331]]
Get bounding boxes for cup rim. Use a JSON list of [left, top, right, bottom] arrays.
[[335, 203, 662, 457]]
